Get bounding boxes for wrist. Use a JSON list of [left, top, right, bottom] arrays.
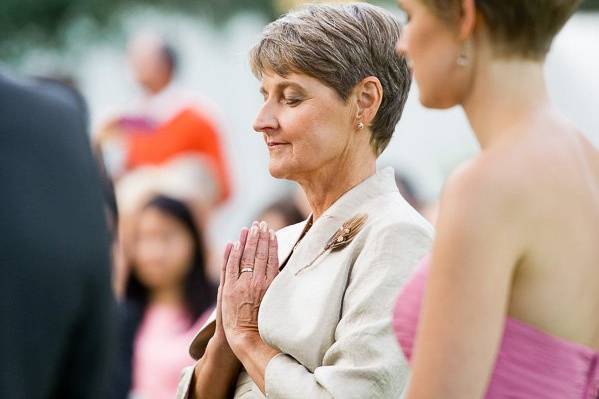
[[231, 332, 280, 365], [229, 331, 261, 358], [207, 334, 239, 362]]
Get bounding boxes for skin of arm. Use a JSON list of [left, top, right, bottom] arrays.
[[405, 159, 526, 399], [190, 336, 242, 399]]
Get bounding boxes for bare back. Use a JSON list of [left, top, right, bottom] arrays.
[[507, 122, 599, 349]]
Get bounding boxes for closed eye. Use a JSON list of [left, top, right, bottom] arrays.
[[284, 97, 302, 106]]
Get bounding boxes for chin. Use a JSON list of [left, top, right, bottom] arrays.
[[416, 76, 463, 109], [268, 160, 289, 180], [419, 90, 458, 110], [268, 158, 303, 182]]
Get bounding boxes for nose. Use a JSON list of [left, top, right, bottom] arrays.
[[253, 102, 279, 134], [137, 239, 165, 266]]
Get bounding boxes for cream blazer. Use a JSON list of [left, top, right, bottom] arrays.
[[176, 167, 433, 399]]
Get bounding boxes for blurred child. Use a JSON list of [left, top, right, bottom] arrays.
[[115, 195, 216, 399]]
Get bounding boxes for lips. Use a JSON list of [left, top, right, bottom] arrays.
[[267, 141, 288, 148]]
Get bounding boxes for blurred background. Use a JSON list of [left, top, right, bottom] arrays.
[[1, 1, 598, 398], [1, 0, 598, 246]]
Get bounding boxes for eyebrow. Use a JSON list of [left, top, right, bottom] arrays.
[[260, 81, 305, 96]]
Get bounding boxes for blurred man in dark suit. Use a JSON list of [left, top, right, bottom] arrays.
[[0, 71, 115, 399]]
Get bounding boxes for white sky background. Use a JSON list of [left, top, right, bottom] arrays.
[[16, 8, 599, 248]]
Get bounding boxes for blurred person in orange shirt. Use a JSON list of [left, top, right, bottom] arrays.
[[96, 32, 231, 207]]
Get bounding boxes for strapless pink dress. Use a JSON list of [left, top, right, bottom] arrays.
[[393, 256, 599, 399]]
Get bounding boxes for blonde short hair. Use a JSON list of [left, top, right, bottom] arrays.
[[249, 3, 411, 156]]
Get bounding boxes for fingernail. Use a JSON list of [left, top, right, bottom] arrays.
[[269, 229, 275, 240], [260, 221, 267, 232], [234, 241, 240, 250], [251, 226, 259, 236]]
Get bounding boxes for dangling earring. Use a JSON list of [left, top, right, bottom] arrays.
[[456, 40, 472, 67], [357, 121, 364, 130]]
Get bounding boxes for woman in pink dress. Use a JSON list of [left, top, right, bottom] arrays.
[[392, 0, 599, 398], [114, 195, 215, 399]]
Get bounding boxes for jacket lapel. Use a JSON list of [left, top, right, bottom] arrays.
[[277, 219, 309, 270], [284, 167, 399, 276]]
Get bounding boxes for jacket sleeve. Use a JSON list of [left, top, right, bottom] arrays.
[[264, 222, 432, 399]]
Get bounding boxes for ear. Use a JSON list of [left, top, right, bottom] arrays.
[[458, 0, 476, 40], [354, 76, 383, 128]]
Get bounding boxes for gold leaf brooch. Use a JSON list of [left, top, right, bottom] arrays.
[[295, 213, 368, 275], [325, 213, 368, 252]]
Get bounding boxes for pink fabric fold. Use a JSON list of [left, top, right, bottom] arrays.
[[393, 257, 599, 399]]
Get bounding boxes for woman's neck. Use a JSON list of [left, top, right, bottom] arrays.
[[298, 150, 376, 221], [462, 57, 553, 149], [150, 284, 184, 307]]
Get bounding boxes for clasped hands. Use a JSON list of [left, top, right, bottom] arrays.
[[214, 220, 280, 358]]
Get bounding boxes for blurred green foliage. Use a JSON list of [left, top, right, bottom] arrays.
[[0, 0, 597, 60], [0, 0, 277, 59]]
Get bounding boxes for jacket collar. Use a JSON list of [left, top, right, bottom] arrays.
[[284, 167, 398, 275]]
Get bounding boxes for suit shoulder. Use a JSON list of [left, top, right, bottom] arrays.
[[0, 72, 86, 118]]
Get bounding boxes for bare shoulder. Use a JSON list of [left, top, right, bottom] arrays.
[[578, 133, 599, 171], [440, 152, 529, 227], [430, 153, 530, 279]]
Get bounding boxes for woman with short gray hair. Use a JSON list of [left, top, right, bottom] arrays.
[[176, 3, 433, 398]]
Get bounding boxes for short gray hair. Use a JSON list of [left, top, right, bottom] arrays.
[[249, 3, 411, 156]]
